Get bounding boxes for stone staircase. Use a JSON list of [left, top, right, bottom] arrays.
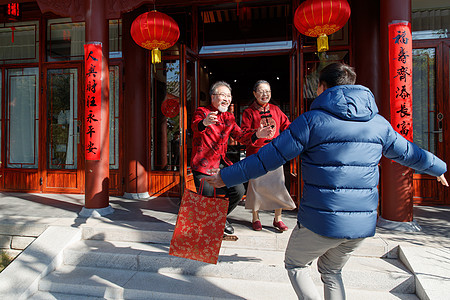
[[21, 223, 419, 300]]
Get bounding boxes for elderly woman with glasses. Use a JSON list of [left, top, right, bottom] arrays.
[[240, 80, 296, 232], [190, 81, 273, 236]]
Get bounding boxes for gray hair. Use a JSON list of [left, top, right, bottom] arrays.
[[253, 80, 271, 92], [209, 81, 232, 96]]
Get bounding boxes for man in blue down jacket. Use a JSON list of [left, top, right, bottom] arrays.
[[205, 63, 448, 300]]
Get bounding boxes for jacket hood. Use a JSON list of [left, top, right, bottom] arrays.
[[310, 85, 378, 121]]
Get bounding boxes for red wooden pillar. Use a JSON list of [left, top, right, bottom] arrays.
[[122, 11, 149, 199], [81, 0, 112, 215], [379, 0, 415, 224]]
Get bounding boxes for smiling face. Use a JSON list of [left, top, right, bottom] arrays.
[[253, 83, 271, 106], [211, 85, 232, 113]]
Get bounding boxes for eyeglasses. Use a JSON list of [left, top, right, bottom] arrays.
[[256, 90, 271, 95], [213, 93, 232, 99]]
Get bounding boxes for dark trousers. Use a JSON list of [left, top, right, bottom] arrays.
[[193, 170, 245, 215]]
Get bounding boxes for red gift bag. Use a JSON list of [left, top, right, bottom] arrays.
[[169, 187, 229, 264]]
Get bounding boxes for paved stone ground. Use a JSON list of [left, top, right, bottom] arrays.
[[1, 192, 449, 248], [1, 192, 450, 299]]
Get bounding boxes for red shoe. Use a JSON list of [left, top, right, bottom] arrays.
[[273, 220, 288, 232], [252, 220, 262, 231]]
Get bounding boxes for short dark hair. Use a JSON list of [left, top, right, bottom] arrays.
[[210, 81, 232, 96], [319, 63, 356, 88]]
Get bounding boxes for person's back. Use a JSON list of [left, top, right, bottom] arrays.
[[299, 84, 389, 239], [206, 63, 447, 300]]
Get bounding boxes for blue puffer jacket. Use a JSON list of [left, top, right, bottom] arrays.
[[221, 85, 447, 239]]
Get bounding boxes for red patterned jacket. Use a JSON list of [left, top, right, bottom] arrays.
[[241, 102, 291, 156], [191, 105, 253, 174]]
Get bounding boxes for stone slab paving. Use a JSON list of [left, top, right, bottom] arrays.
[[0, 192, 449, 299]]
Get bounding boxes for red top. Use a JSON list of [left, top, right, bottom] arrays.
[[191, 105, 253, 175], [241, 102, 291, 156]]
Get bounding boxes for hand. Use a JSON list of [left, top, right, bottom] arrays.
[[206, 168, 220, 175], [204, 172, 226, 188], [203, 111, 219, 126], [437, 174, 449, 187], [256, 123, 274, 139]]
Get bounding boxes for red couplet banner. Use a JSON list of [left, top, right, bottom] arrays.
[[389, 22, 413, 142], [84, 43, 102, 160]]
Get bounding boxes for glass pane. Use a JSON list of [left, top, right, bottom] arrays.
[[109, 66, 120, 169], [109, 20, 122, 58], [47, 18, 85, 61], [6, 68, 39, 168], [47, 69, 78, 170], [0, 21, 39, 64], [302, 51, 349, 111], [47, 18, 122, 61], [412, 7, 450, 40], [151, 60, 180, 171], [412, 48, 436, 155]]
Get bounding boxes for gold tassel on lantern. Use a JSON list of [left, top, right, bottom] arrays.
[[151, 49, 162, 64], [317, 33, 329, 52]]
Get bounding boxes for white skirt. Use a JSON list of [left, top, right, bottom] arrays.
[[245, 166, 297, 211]]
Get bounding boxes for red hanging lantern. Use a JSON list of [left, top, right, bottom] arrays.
[[130, 11, 180, 64], [294, 0, 351, 52]]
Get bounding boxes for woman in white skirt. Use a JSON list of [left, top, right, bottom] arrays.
[[240, 80, 296, 231]]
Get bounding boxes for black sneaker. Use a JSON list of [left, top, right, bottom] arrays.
[[224, 220, 234, 235]]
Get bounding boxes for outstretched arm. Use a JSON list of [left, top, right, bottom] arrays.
[[383, 123, 447, 177], [437, 174, 449, 187]]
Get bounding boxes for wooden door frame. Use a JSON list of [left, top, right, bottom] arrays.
[[0, 68, 3, 190], [107, 61, 124, 195], [289, 42, 301, 205], [182, 46, 199, 192], [41, 63, 84, 193], [1, 66, 41, 192], [412, 39, 450, 205]]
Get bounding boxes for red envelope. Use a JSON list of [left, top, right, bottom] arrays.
[[169, 188, 229, 264]]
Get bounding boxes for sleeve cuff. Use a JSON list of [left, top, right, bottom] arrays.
[[198, 121, 207, 131]]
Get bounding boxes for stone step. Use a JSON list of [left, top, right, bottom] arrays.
[[38, 265, 417, 300], [62, 240, 414, 293], [31, 288, 419, 300], [29, 291, 104, 300], [39, 265, 297, 299], [80, 221, 395, 258]]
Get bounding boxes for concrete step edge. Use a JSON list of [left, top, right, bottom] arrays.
[[39, 265, 296, 299], [63, 239, 406, 274], [58, 250, 416, 293], [39, 265, 417, 300], [31, 287, 419, 300], [28, 291, 104, 300], [77, 231, 393, 258], [0, 226, 82, 300]]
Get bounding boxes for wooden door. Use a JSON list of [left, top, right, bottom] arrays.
[[412, 40, 450, 205], [42, 66, 84, 193], [148, 45, 198, 197], [2, 67, 40, 192]]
